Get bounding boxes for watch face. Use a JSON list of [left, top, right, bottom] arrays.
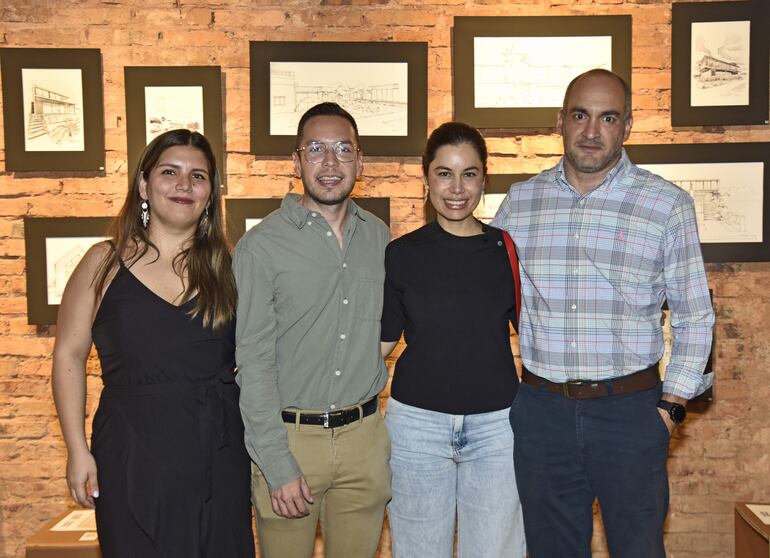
[[670, 404, 687, 423]]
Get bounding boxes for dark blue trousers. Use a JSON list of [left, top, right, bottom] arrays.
[[510, 380, 670, 558]]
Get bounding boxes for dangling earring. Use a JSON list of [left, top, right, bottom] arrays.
[[139, 199, 150, 228], [199, 205, 210, 233]]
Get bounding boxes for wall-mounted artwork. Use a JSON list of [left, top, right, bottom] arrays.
[[125, 66, 224, 186], [425, 173, 534, 223], [250, 41, 427, 157], [625, 143, 769, 263], [0, 48, 105, 171], [24, 217, 112, 325], [672, 1, 769, 126], [453, 16, 631, 129], [226, 197, 391, 245]]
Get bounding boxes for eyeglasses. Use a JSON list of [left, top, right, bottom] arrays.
[[296, 141, 359, 164]]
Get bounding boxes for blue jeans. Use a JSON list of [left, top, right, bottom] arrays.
[[511, 381, 670, 558], [384, 397, 526, 558]]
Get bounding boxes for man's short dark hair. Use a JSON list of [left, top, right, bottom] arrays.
[[562, 69, 632, 121], [295, 102, 360, 149]]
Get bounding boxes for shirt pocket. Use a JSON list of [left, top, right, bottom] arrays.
[[583, 214, 664, 303], [353, 274, 385, 321]]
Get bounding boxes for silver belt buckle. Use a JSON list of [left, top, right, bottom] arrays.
[[322, 411, 330, 428]]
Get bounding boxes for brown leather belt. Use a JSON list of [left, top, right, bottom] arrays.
[[281, 397, 378, 428], [521, 365, 659, 400]]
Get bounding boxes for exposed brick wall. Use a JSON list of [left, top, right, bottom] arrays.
[[1, 1, 768, 557]]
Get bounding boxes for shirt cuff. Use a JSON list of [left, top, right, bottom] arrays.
[[662, 371, 714, 401], [258, 452, 303, 493]]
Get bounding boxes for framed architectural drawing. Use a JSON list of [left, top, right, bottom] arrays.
[[672, 0, 769, 127], [425, 173, 533, 222], [453, 16, 632, 129], [625, 143, 769, 263], [24, 217, 112, 325], [0, 48, 105, 171], [226, 197, 391, 245], [125, 66, 224, 185], [250, 41, 427, 157]]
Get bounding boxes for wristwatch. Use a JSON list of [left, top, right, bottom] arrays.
[[657, 400, 687, 424]]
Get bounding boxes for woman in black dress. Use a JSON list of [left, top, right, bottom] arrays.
[[52, 130, 255, 557]]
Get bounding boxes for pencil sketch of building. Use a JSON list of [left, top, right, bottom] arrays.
[[46, 236, 107, 305], [640, 162, 763, 244], [474, 36, 612, 108], [674, 178, 749, 237], [270, 62, 408, 136], [22, 68, 85, 152], [144, 86, 204, 144], [691, 20, 750, 107]]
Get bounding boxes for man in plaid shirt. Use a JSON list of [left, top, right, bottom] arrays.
[[492, 69, 714, 558]]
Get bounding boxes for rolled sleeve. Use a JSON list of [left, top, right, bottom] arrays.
[[233, 242, 302, 491], [662, 192, 715, 400]]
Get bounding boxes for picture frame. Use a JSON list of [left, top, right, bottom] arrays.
[[125, 66, 224, 185], [671, 0, 769, 127], [24, 217, 112, 325], [625, 142, 769, 263], [425, 173, 533, 223], [225, 197, 391, 245], [0, 48, 105, 172], [452, 16, 632, 129], [250, 41, 427, 157]]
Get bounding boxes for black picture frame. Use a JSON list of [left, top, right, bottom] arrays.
[[24, 217, 112, 325], [452, 16, 632, 130], [250, 41, 427, 157], [125, 66, 224, 186], [0, 48, 105, 172], [625, 142, 769, 263], [426, 173, 533, 222], [671, 0, 769, 127], [225, 197, 391, 245]]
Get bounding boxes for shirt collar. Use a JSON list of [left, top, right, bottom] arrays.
[[281, 193, 367, 229], [555, 148, 631, 195]]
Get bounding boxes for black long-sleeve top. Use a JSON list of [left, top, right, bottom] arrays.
[[381, 220, 519, 415]]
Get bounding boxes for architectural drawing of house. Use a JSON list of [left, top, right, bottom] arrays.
[[27, 84, 81, 144], [674, 178, 747, 235], [270, 62, 408, 135]]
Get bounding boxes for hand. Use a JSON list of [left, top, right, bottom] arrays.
[[67, 448, 99, 508], [270, 476, 314, 518], [657, 407, 676, 435]]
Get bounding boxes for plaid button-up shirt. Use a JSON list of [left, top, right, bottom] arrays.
[[492, 150, 714, 399]]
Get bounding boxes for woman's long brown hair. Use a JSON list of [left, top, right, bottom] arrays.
[[94, 129, 236, 330]]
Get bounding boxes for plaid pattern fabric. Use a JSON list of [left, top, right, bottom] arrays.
[[492, 150, 714, 399]]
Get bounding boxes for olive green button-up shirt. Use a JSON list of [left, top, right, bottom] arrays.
[[233, 193, 390, 491]]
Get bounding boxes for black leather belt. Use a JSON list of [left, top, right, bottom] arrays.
[[521, 365, 660, 400], [281, 397, 379, 428]]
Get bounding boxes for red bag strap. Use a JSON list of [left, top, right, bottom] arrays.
[[502, 231, 522, 331]]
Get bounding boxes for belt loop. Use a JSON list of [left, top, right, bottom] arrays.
[[357, 403, 364, 424], [294, 410, 301, 431]]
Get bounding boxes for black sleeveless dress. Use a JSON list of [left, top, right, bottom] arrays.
[[90, 262, 255, 558]]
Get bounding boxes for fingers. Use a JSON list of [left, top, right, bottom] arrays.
[[69, 479, 94, 509], [270, 477, 312, 519], [299, 476, 314, 504]]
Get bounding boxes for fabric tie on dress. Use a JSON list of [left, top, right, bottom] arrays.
[[100, 371, 236, 544]]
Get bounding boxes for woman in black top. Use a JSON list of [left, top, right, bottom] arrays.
[[381, 122, 525, 558], [52, 130, 255, 557]]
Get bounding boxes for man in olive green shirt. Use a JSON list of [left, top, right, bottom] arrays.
[[233, 102, 391, 558]]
